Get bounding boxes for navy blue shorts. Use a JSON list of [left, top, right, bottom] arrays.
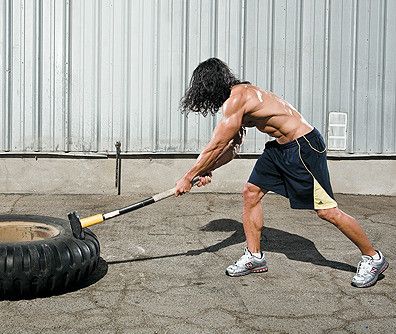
[[248, 128, 337, 210]]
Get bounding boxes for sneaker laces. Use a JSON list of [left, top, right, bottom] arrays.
[[233, 249, 252, 266], [355, 256, 373, 277]]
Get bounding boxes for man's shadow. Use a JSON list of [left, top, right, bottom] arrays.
[[109, 218, 356, 273], [191, 218, 356, 272]]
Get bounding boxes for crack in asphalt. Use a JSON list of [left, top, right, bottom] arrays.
[[6, 194, 25, 213]]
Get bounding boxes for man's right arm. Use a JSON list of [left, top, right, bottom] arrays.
[[205, 126, 246, 172], [175, 94, 245, 196]]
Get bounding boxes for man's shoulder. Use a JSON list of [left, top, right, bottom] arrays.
[[229, 85, 269, 113], [231, 84, 267, 99]]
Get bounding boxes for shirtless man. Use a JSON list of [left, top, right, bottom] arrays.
[[175, 58, 388, 287]]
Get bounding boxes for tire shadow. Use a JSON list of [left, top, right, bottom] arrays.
[[108, 218, 358, 274], [67, 257, 109, 292]]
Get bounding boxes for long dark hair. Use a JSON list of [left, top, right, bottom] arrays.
[[180, 58, 247, 116]]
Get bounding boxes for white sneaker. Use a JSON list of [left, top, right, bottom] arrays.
[[226, 248, 268, 277], [351, 250, 389, 288]]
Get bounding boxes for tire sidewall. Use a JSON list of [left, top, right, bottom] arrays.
[[0, 214, 101, 298], [0, 214, 70, 246]]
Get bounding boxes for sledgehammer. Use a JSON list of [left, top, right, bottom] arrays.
[[68, 177, 200, 239]]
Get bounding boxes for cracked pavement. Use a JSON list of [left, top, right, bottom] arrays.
[[0, 192, 395, 334]]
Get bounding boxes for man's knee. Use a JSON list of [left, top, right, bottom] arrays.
[[243, 183, 265, 206], [316, 207, 342, 224]]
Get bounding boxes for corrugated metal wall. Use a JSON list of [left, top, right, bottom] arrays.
[[1, 0, 395, 155]]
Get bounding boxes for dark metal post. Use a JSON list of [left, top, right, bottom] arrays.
[[115, 141, 122, 195]]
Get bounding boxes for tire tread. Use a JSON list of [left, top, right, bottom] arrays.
[[0, 215, 100, 298]]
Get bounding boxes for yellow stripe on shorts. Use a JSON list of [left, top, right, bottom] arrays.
[[313, 178, 338, 210]]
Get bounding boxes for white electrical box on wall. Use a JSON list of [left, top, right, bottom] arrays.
[[327, 112, 348, 151]]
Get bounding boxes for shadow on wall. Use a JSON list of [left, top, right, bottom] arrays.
[[109, 218, 356, 273]]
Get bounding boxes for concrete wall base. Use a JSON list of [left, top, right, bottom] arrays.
[[0, 157, 395, 196]]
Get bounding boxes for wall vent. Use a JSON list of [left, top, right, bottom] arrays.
[[327, 112, 348, 151]]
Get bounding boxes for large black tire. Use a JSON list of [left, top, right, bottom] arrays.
[[0, 214, 100, 298]]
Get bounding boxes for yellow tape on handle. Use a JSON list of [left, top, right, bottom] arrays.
[[80, 177, 201, 228], [81, 214, 104, 228]]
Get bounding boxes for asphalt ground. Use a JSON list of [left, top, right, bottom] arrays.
[[0, 192, 395, 334]]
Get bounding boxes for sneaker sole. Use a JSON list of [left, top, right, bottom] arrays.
[[351, 260, 389, 288], [226, 266, 268, 277]]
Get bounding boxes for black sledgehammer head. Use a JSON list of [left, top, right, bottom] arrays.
[[68, 211, 85, 239]]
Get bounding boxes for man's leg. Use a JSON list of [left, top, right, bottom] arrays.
[[316, 207, 376, 256], [242, 182, 266, 253], [225, 182, 268, 277], [317, 207, 389, 287]]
